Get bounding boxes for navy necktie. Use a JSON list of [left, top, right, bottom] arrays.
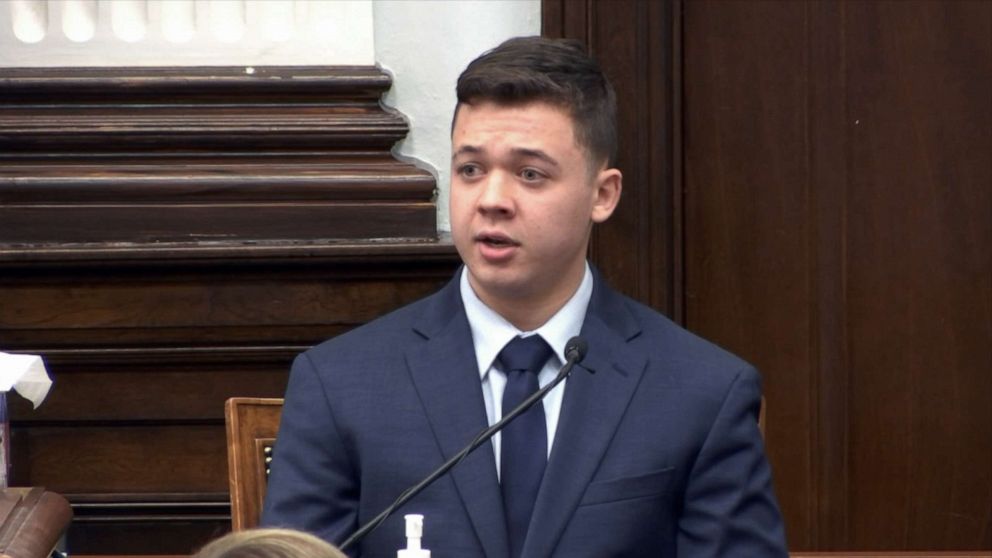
[[498, 335, 553, 558]]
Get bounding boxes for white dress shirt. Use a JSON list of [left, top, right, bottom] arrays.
[[459, 263, 593, 479]]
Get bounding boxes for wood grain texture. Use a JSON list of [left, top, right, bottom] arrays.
[[10, 426, 229, 493], [0, 488, 73, 558], [841, 2, 992, 550], [224, 398, 282, 531], [0, 66, 437, 243], [0, 66, 393, 100], [682, 0, 992, 551], [0, 65, 460, 553], [1, 252, 458, 553], [683, 0, 815, 547]]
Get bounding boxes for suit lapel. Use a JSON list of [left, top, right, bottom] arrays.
[[523, 280, 646, 558], [406, 274, 510, 558]]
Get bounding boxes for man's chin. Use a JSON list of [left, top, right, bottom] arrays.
[[465, 269, 533, 303]]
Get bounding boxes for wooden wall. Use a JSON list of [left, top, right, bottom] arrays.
[[0, 67, 460, 553], [546, 0, 991, 551]]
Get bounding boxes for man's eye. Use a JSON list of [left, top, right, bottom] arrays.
[[459, 164, 482, 177], [520, 168, 544, 181]]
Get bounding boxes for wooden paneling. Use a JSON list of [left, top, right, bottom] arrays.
[[0, 66, 461, 554], [682, 0, 816, 547], [840, 2, 992, 550], [0, 249, 458, 553], [0, 271, 440, 334], [13, 426, 228, 493], [10, 369, 287, 422], [0, 66, 437, 242], [682, 0, 992, 551]]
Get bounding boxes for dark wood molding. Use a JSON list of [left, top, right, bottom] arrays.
[[0, 66, 438, 244], [0, 237, 457, 267], [0, 67, 407, 152], [66, 492, 229, 554], [0, 66, 392, 96]]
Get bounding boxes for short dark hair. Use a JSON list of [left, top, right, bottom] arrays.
[[455, 36, 618, 168]]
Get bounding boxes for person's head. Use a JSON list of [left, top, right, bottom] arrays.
[[450, 36, 623, 329], [195, 528, 346, 558]]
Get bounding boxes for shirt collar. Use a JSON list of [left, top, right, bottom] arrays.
[[460, 263, 594, 380]]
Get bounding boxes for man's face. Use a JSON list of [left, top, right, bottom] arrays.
[[450, 101, 621, 317]]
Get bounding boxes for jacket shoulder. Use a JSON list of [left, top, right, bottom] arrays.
[[616, 293, 758, 386]]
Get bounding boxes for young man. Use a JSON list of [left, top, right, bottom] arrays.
[[262, 37, 788, 557]]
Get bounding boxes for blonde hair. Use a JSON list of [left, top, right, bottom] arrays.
[[195, 528, 346, 558]]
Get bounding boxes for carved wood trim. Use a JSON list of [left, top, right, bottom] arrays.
[[0, 66, 438, 247]]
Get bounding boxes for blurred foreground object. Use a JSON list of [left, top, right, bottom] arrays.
[[0, 352, 52, 489]]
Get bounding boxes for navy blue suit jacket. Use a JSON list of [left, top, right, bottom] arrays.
[[261, 269, 788, 557]]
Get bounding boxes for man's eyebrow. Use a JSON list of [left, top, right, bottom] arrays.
[[511, 147, 561, 169], [451, 145, 561, 169], [452, 145, 483, 160]]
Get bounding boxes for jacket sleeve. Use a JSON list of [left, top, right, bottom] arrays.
[[676, 366, 789, 556], [261, 352, 360, 554]]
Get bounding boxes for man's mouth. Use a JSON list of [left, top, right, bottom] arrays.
[[477, 233, 518, 248]]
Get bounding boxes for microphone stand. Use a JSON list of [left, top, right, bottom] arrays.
[[339, 337, 588, 552]]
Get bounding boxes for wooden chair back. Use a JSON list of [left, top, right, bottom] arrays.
[[224, 397, 283, 531]]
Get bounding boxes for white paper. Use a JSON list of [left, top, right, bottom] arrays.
[[0, 351, 52, 408]]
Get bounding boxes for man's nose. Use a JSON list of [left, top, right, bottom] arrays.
[[478, 172, 514, 216]]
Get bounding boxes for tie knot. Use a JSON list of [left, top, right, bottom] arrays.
[[498, 335, 553, 374]]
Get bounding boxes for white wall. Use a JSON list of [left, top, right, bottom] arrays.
[[373, 0, 540, 231], [0, 1, 376, 66], [0, 0, 540, 232]]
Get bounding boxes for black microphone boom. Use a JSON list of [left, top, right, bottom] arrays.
[[339, 335, 589, 552]]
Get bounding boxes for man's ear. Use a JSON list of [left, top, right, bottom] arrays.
[[591, 167, 622, 223]]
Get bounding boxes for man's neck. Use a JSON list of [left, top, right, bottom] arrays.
[[490, 297, 567, 332]]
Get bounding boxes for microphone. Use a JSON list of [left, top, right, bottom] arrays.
[[339, 335, 590, 552]]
